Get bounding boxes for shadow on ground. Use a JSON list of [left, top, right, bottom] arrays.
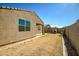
[[63, 34, 78, 56]]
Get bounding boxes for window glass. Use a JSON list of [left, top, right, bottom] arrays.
[[26, 20, 30, 31], [19, 19, 25, 26], [19, 19, 25, 31], [18, 19, 30, 31], [19, 26, 25, 31]]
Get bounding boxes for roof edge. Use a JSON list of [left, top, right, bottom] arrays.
[[32, 11, 44, 24]]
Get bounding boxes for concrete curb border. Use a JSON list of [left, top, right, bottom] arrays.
[[62, 37, 68, 56]]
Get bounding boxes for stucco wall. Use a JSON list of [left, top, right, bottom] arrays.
[[0, 9, 43, 46]]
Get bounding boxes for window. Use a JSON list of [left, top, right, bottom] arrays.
[[26, 20, 30, 31], [18, 19, 30, 31], [19, 19, 25, 31], [36, 25, 41, 30]]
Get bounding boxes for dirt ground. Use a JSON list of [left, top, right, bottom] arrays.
[[0, 33, 63, 56]]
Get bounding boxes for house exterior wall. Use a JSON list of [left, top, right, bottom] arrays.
[[0, 8, 43, 46]]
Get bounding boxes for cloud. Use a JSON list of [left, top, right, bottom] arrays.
[[50, 24, 63, 28], [62, 3, 79, 7]]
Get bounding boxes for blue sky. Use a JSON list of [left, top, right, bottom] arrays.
[[0, 3, 79, 28]]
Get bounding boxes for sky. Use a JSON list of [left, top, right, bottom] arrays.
[[0, 3, 79, 28]]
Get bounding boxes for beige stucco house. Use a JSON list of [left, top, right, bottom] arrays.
[[0, 6, 44, 46]]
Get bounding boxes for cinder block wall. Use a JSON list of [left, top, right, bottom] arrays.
[[64, 22, 79, 55], [0, 8, 43, 46]]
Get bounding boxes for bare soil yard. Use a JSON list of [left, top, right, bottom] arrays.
[[0, 33, 63, 56]]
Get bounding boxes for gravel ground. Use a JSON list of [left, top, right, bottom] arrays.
[[0, 33, 63, 56]]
